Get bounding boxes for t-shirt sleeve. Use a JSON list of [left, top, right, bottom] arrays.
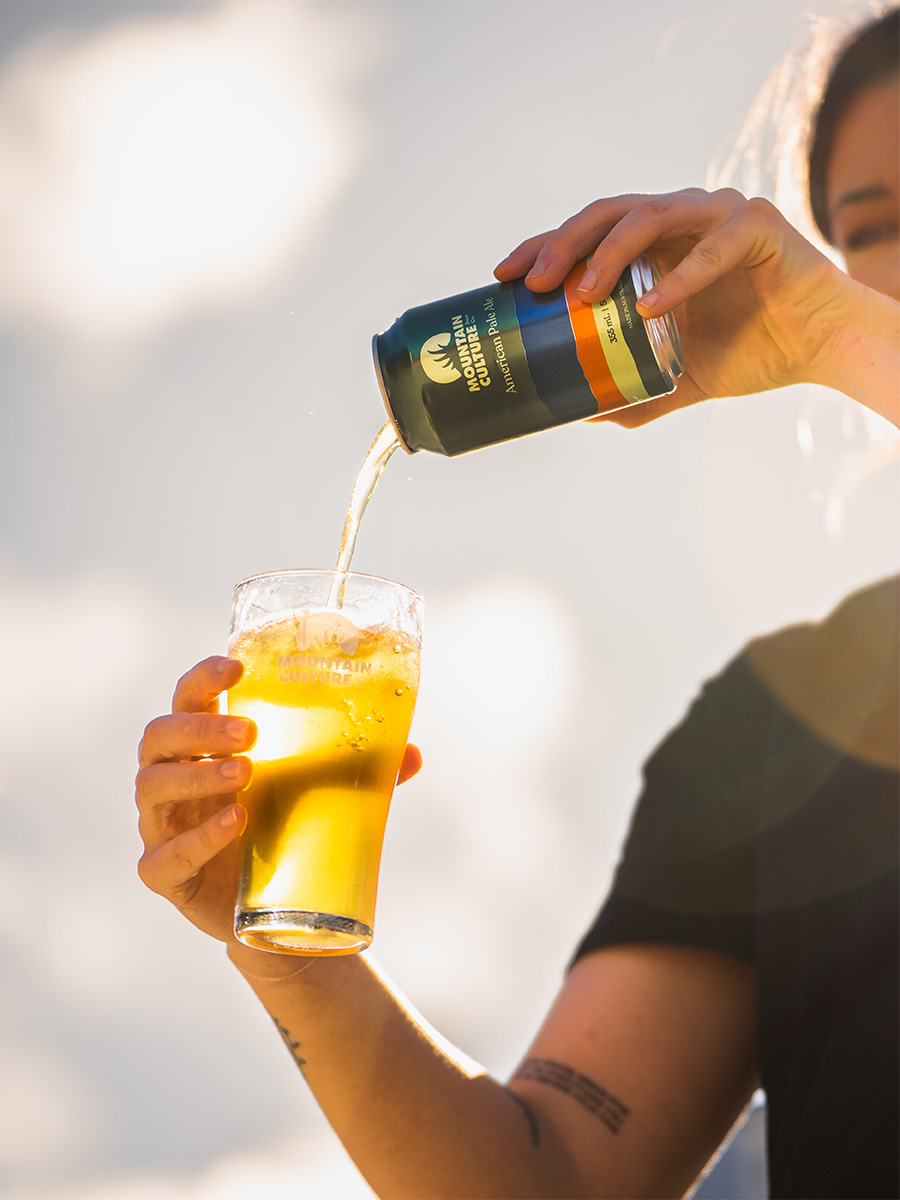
[[573, 651, 776, 967]]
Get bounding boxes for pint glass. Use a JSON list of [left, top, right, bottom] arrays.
[[227, 570, 423, 955]]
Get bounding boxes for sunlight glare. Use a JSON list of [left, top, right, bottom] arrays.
[[0, 0, 366, 341]]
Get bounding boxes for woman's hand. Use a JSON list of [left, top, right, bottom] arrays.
[[495, 188, 864, 426], [136, 656, 423, 947], [136, 656, 256, 944]]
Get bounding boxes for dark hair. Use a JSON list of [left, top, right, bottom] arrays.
[[807, 7, 899, 244]]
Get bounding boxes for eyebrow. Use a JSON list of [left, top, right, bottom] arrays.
[[830, 183, 893, 217]]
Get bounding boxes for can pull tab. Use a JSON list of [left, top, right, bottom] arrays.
[[293, 610, 360, 655]]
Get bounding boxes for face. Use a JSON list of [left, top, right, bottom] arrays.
[[825, 74, 900, 300]]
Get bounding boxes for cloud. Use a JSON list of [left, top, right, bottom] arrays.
[[0, 568, 156, 755], [409, 573, 582, 884], [4, 1125, 369, 1200], [0, 0, 372, 343], [419, 574, 578, 770]]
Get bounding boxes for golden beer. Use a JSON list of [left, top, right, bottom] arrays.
[[228, 572, 422, 955]]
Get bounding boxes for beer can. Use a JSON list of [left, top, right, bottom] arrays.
[[372, 254, 684, 456]]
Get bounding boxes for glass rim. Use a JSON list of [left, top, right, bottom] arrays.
[[231, 567, 423, 604]]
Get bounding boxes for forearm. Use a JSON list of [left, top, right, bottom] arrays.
[[810, 282, 900, 428], [226, 944, 579, 1199]]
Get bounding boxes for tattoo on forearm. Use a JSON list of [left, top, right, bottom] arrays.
[[507, 1088, 540, 1147], [514, 1058, 630, 1135], [272, 1016, 307, 1074]]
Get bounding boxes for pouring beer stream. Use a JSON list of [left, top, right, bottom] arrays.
[[328, 422, 401, 608]]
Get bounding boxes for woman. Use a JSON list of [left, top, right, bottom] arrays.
[[136, 9, 899, 1196]]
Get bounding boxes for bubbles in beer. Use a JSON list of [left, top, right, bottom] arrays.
[[227, 615, 420, 946]]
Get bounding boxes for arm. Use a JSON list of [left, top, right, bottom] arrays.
[[138, 659, 758, 1199], [224, 944, 571, 1200], [807, 279, 899, 427], [226, 940, 756, 1200], [495, 190, 899, 429]]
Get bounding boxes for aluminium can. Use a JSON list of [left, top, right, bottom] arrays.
[[372, 254, 684, 457]]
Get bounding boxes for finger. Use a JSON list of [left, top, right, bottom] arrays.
[[136, 755, 252, 816], [137, 803, 246, 900], [172, 656, 243, 715], [494, 232, 554, 281], [397, 743, 422, 785], [636, 198, 780, 318], [139, 711, 257, 767], [511, 196, 652, 293], [577, 188, 747, 302], [496, 190, 741, 297]]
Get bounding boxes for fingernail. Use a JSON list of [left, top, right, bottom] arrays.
[[577, 268, 599, 294], [526, 258, 547, 280], [219, 805, 240, 828], [216, 658, 235, 674], [219, 759, 242, 779], [638, 290, 658, 311], [226, 719, 247, 741]]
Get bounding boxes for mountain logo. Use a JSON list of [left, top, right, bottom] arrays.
[[294, 611, 359, 655], [420, 332, 462, 384]]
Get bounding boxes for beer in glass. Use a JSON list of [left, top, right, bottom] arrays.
[[227, 569, 422, 955]]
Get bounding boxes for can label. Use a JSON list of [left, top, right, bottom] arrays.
[[375, 258, 680, 455]]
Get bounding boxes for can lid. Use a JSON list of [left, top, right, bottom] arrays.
[[631, 255, 684, 392]]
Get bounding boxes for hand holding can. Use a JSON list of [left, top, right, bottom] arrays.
[[492, 189, 887, 428]]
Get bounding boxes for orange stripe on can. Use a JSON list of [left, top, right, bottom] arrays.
[[562, 264, 622, 412]]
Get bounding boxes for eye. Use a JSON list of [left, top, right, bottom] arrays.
[[844, 221, 900, 251]]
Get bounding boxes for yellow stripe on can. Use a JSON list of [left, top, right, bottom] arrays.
[[590, 293, 650, 404]]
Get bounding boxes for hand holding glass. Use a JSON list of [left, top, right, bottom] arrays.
[[227, 570, 422, 955]]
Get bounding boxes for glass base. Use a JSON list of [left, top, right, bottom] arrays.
[[235, 908, 373, 955]]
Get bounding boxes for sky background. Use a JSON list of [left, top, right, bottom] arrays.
[[0, 2, 897, 1198]]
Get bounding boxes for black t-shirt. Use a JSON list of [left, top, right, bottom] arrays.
[[574, 578, 899, 1199]]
